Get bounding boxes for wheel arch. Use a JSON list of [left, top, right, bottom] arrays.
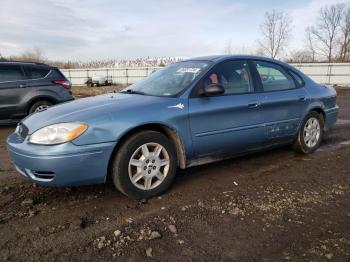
[[107, 123, 187, 179], [310, 107, 325, 122], [27, 96, 58, 114]]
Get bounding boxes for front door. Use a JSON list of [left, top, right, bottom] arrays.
[[188, 60, 265, 157]]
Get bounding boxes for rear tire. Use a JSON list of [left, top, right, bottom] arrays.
[[292, 111, 324, 154], [29, 100, 52, 114], [110, 131, 177, 199]]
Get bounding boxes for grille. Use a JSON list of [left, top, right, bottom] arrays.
[[32, 171, 55, 180], [18, 123, 29, 139]]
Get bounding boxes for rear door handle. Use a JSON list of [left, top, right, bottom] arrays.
[[19, 84, 28, 88], [298, 95, 306, 101], [247, 101, 261, 109]]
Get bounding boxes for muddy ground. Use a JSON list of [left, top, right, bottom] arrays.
[[71, 85, 125, 98], [0, 90, 349, 261]]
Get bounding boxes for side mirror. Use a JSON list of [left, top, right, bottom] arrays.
[[202, 84, 225, 96]]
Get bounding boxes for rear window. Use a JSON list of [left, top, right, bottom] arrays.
[[0, 65, 25, 82], [48, 68, 68, 80], [24, 67, 50, 79], [254, 61, 296, 91]]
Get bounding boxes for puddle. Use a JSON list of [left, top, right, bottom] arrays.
[[318, 140, 350, 152], [335, 119, 350, 126]]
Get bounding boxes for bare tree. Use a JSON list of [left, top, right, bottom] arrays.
[[305, 27, 317, 62], [288, 49, 314, 63], [15, 47, 47, 62], [224, 42, 257, 55], [310, 4, 344, 62], [258, 10, 292, 59], [223, 39, 233, 54], [338, 6, 350, 62], [0, 52, 6, 61]]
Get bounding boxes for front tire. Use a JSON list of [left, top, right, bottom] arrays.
[[292, 111, 324, 154], [110, 131, 177, 199]]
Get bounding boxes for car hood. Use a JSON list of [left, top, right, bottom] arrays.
[[22, 93, 174, 134]]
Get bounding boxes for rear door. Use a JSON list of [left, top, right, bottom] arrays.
[[22, 66, 51, 86], [0, 65, 27, 120], [252, 60, 309, 143], [188, 60, 265, 158]]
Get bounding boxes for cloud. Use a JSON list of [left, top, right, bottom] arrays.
[[0, 0, 102, 58], [1, 0, 349, 60], [0, 0, 248, 60]]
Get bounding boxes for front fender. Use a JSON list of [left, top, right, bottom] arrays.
[[71, 98, 195, 159]]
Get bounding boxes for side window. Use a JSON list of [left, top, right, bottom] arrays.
[[254, 61, 295, 91], [0, 66, 25, 82], [203, 60, 253, 95], [24, 67, 50, 79]]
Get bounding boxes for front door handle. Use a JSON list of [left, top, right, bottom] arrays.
[[247, 101, 261, 109], [19, 84, 28, 88]]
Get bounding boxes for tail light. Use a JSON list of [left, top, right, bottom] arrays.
[[53, 80, 71, 89]]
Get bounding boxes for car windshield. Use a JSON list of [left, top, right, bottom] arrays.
[[121, 61, 210, 96]]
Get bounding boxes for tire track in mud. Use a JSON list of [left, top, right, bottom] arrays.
[[1, 136, 350, 260]]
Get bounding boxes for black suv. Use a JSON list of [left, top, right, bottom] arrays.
[[0, 62, 74, 123]]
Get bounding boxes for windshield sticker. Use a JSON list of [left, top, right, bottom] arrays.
[[176, 68, 201, 73]]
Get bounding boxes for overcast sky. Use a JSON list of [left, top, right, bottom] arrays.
[[0, 0, 349, 61]]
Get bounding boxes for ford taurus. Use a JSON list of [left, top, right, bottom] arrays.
[[6, 55, 339, 198]]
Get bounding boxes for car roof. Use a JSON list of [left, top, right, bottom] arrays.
[[0, 61, 53, 68], [185, 55, 287, 65]]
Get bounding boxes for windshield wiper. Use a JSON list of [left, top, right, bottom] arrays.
[[120, 89, 146, 95]]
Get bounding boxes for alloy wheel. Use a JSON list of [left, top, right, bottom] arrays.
[[35, 105, 49, 112], [128, 142, 170, 190], [303, 117, 321, 148]]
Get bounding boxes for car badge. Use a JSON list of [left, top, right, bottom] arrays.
[[168, 103, 185, 109]]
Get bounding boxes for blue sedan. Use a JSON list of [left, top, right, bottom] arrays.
[[7, 55, 339, 198]]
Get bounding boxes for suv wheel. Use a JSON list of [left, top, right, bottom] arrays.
[[29, 100, 53, 114], [110, 131, 177, 199], [292, 111, 324, 154]]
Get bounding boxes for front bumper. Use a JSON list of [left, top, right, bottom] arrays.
[[6, 132, 116, 187]]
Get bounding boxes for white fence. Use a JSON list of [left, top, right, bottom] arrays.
[[61, 63, 350, 86], [61, 67, 160, 86], [292, 63, 350, 86]]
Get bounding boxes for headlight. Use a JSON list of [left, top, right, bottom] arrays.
[[29, 123, 88, 145]]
